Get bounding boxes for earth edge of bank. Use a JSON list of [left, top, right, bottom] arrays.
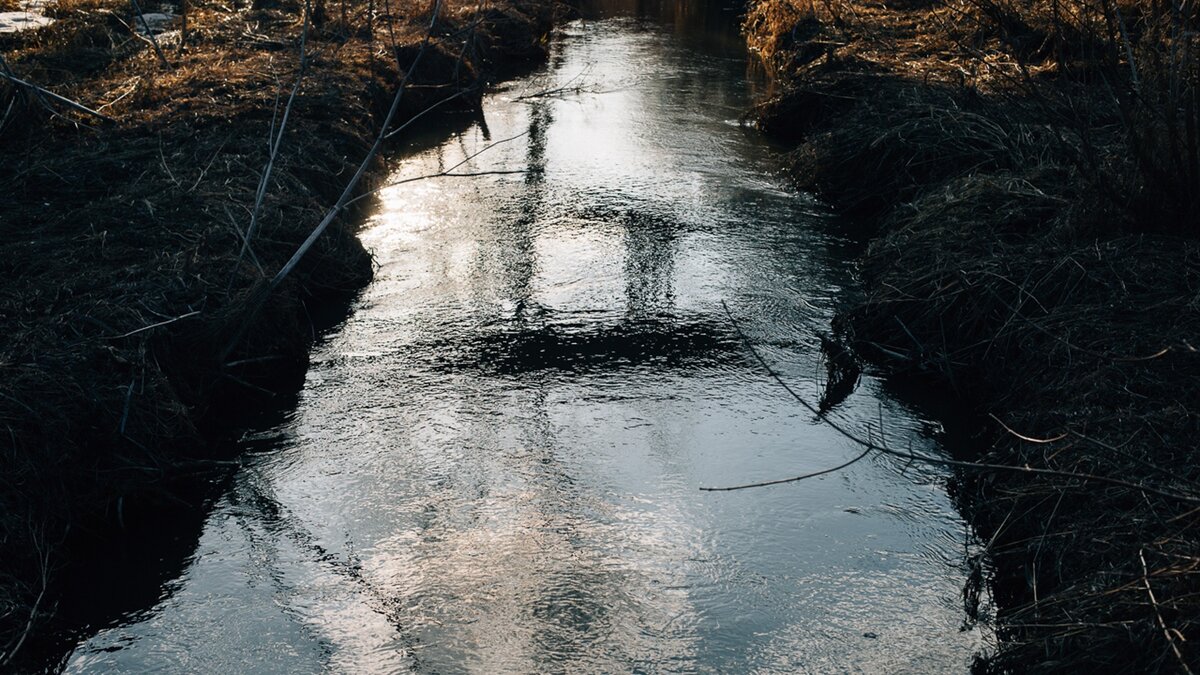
[[742, 0, 1200, 671], [0, 0, 560, 665]]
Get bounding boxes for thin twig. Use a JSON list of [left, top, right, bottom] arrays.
[[989, 413, 1067, 444], [701, 301, 1200, 505], [701, 445, 874, 491], [237, 0, 313, 279], [225, 205, 264, 274], [118, 376, 135, 434], [344, 132, 529, 207], [105, 310, 200, 340], [382, 86, 470, 139], [1140, 548, 1194, 675], [0, 528, 49, 669], [0, 58, 114, 122], [512, 68, 590, 101], [129, 0, 173, 70]]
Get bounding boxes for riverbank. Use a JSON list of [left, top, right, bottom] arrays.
[[0, 0, 556, 663], [745, 0, 1199, 671]]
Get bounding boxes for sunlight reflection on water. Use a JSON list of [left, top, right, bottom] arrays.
[[67, 9, 992, 674]]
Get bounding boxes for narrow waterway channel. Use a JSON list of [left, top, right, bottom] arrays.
[[66, 3, 993, 671]]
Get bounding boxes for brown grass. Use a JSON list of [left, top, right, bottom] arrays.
[[0, 0, 555, 664], [746, 0, 1200, 670], [848, 191, 1200, 670]]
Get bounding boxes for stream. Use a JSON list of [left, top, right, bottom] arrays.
[[65, 3, 993, 672]]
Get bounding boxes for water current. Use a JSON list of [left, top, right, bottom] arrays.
[[66, 4, 992, 671]]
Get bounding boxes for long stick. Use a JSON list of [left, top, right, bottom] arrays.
[[129, 0, 173, 70], [236, 0, 313, 278], [220, 0, 443, 361], [702, 301, 1200, 504], [0, 57, 114, 122]]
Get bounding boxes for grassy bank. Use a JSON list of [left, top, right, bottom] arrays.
[[745, 0, 1200, 670], [0, 0, 556, 663]]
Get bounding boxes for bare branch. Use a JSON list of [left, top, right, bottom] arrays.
[[0, 56, 114, 123], [701, 301, 1200, 505], [129, 0, 173, 70], [235, 0, 314, 281]]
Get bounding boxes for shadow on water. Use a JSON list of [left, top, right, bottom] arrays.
[[424, 312, 743, 374], [48, 0, 996, 671], [23, 320, 345, 672], [26, 4, 755, 672], [18, 247, 370, 671]]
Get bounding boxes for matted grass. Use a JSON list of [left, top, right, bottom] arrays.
[[0, 0, 556, 663], [745, 0, 1200, 670]]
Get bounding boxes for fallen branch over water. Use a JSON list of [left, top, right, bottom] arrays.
[[219, 0, 447, 361], [702, 301, 1200, 505]]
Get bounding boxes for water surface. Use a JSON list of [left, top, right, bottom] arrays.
[[67, 8, 991, 673]]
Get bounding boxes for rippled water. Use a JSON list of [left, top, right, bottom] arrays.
[[67, 8, 992, 673]]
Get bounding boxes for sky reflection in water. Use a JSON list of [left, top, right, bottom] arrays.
[[67, 14, 992, 675]]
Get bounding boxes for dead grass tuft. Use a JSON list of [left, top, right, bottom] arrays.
[[0, 0, 555, 663], [746, 0, 1200, 669]]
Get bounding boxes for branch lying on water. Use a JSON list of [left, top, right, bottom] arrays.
[[512, 68, 590, 101], [701, 301, 1200, 504]]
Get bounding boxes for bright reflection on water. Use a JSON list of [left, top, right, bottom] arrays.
[[67, 12, 992, 674]]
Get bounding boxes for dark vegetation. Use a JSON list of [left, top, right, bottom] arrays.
[[0, 0, 555, 664], [745, 0, 1200, 670]]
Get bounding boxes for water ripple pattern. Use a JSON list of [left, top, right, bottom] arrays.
[[67, 13, 992, 674]]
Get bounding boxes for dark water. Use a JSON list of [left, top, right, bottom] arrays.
[[65, 5, 992, 672]]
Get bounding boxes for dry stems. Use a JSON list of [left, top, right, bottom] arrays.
[[745, 0, 1200, 670], [0, 0, 556, 662]]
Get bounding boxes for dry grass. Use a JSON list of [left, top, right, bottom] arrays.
[[746, 0, 1200, 670], [0, 0, 555, 664], [785, 82, 1064, 216], [848, 192, 1200, 670]]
